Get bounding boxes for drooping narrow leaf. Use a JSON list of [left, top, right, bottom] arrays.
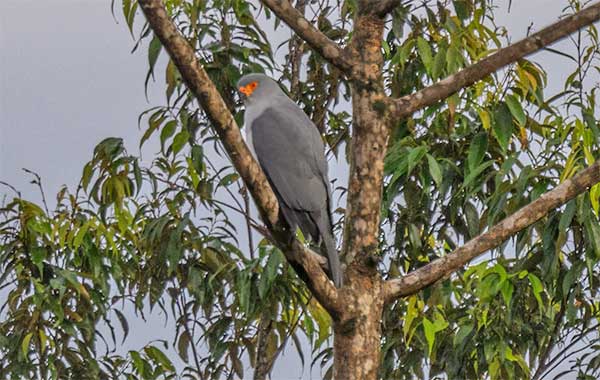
[[505, 94, 527, 126]]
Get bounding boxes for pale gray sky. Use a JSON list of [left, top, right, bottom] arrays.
[[0, 0, 588, 379], [0, 0, 572, 200], [1, 0, 159, 200]]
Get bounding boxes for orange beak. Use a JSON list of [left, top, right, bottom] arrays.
[[239, 81, 258, 97]]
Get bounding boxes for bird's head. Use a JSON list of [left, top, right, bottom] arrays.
[[236, 73, 280, 103]]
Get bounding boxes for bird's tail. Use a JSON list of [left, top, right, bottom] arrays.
[[319, 220, 343, 288]]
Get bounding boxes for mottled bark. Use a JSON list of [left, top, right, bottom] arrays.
[[384, 160, 600, 302], [332, 10, 387, 380], [334, 269, 384, 380], [342, 13, 387, 266], [388, 2, 600, 120]]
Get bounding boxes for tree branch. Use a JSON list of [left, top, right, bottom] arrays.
[[253, 312, 274, 380], [384, 160, 600, 303], [288, 0, 306, 100], [138, 0, 340, 315], [259, 0, 353, 74], [388, 2, 600, 120], [372, 0, 401, 17]]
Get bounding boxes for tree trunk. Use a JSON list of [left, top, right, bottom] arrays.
[[335, 6, 388, 379], [341, 12, 388, 266], [333, 268, 384, 379]]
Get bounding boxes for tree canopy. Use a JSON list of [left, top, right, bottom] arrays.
[[2, 0, 600, 379]]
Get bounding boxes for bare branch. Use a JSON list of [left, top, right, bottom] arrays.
[[384, 161, 600, 303], [138, 0, 340, 315], [259, 0, 353, 74], [253, 312, 274, 380], [388, 2, 600, 120], [288, 0, 307, 100]]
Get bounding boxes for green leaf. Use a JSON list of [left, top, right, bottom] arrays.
[[265, 249, 282, 284], [259, 249, 282, 299], [426, 154, 443, 187], [21, 332, 33, 358], [236, 272, 251, 314], [384, 142, 406, 172], [122, 0, 137, 35], [463, 160, 494, 188], [73, 222, 89, 249], [160, 120, 177, 152], [478, 109, 491, 130], [148, 35, 162, 70], [130, 350, 145, 375], [453, 323, 473, 347], [191, 145, 204, 174], [417, 37, 433, 74], [467, 132, 488, 172], [38, 329, 47, 354], [407, 146, 427, 175], [489, 358, 501, 379], [309, 300, 331, 350], [505, 347, 530, 377], [233, 0, 254, 25], [171, 130, 190, 155], [585, 216, 600, 258], [145, 345, 175, 372], [432, 46, 447, 79], [423, 317, 436, 357], [382, 40, 391, 58], [403, 296, 419, 344], [432, 314, 449, 331], [446, 44, 463, 73], [114, 309, 129, 345], [493, 102, 514, 151], [82, 162, 94, 191], [500, 281, 514, 307], [528, 273, 544, 311], [145, 35, 163, 91], [464, 202, 480, 237], [505, 94, 527, 126], [559, 200, 577, 231], [453, 0, 471, 19], [133, 159, 142, 194], [31, 247, 46, 266], [562, 263, 582, 301], [219, 173, 240, 187], [177, 331, 191, 363], [140, 112, 164, 148], [96, 137, 124, 158]]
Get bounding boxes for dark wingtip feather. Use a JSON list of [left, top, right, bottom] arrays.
[[321, 228, 343, 288]]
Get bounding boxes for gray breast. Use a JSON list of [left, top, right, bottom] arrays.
[[243, 97, 273, 160]]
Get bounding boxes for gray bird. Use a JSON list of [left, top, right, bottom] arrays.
[[237, 73, 342, 288]]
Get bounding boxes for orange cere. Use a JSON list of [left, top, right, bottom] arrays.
[[239, 81, 258, 96]]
